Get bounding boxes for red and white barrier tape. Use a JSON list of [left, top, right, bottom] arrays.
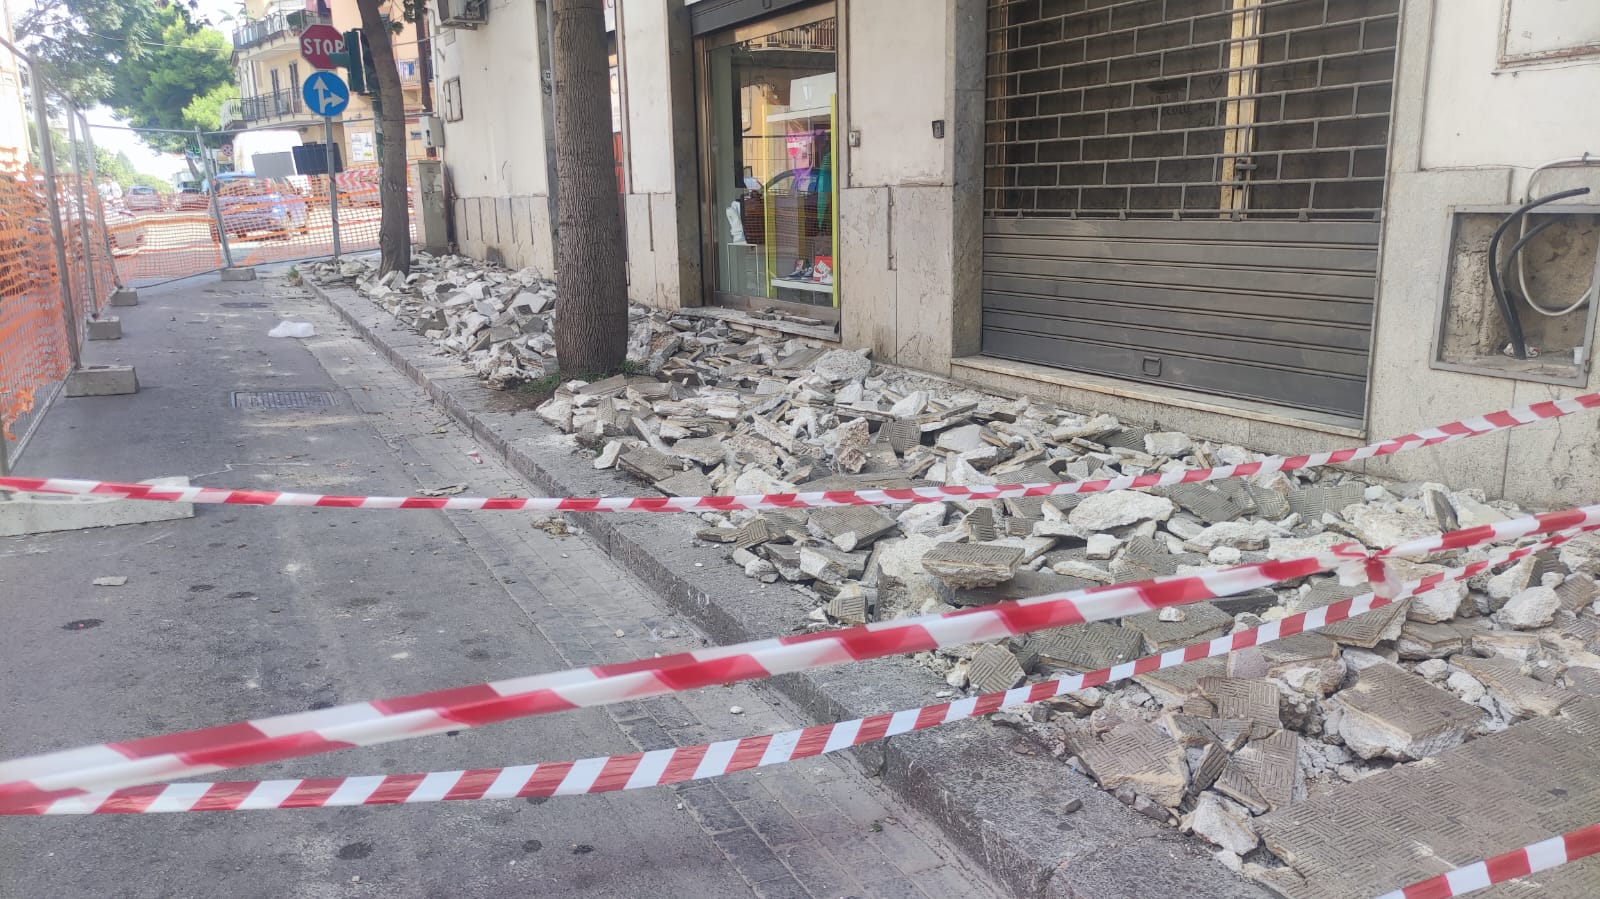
[[1374, 821, 1600, 899], [3, 505, 1595, 813], [2, 393, 1596, 513], [10, 526, 1589, 816]]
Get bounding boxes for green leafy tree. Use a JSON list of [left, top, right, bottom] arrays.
[[107, 6, 233, 153], [15, 0, 201, 104]]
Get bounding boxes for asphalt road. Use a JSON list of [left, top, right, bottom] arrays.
[[0, 267, 1003, 899]]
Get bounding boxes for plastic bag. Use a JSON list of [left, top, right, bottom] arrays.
[[268, 321, 316, 338]]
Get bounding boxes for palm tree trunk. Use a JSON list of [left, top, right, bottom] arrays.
[[353, 0, 411, 276], [551, 0, 627, 376]]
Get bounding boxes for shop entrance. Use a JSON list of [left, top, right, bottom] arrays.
[[696, 4, 839, 326]]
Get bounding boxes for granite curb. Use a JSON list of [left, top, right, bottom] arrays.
[[308, 277, 1273, 899]]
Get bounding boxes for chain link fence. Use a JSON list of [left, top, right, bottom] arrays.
[[0, 38, 126, 473], [98, 119, 415, 288]]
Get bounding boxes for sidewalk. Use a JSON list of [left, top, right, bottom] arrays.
[[0, 268, 1003, 899]]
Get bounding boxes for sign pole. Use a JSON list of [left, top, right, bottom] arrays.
[[327, 116, 341, 261]]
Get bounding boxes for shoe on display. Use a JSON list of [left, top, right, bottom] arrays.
[[787, 258, 808, 280]]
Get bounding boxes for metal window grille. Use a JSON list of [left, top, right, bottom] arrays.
[[985, 0, 1400, 220]]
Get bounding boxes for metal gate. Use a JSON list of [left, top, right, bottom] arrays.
[[982, 0, 1399, 418]]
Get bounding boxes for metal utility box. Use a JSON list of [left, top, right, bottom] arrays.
[[419, 115, 444, 149], [413, 159, 448, 254]]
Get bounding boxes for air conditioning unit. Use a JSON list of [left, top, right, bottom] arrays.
[[436, 0, 486, 28]]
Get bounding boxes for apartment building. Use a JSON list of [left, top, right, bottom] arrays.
[[224, 0, 428, 167]]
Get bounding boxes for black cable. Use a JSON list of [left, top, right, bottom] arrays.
[[1497, 219, 1557, 338], [1488, 187, 1590, 359]]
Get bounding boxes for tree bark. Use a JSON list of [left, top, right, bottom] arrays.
[[551, 0, 627, 377], [353, 0, 411, 276]]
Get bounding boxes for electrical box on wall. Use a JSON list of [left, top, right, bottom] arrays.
[[1433, 204, 1600, 386], [420, 115, 444, 149], [436, 0, 486, 28]]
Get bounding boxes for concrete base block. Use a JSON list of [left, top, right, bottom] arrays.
[[109, 287, 139, 307], [86, 317, 122, 340], [64, 365, 138, 397], [220, 267, 257, 282], [0, 476, 195, 537]]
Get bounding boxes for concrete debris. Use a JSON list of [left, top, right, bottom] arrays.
[[1332, 664, 1481, 760], [1450, 655, 1570, 718], [1497, 576, 1562, 629], [323, 253, 1600, 858], [1067, 492, 1176, 530]]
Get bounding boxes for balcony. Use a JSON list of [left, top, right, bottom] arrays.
[[398, 57, 421, 88], [235, 88, 308, 125], [233, 10, 332, 52]]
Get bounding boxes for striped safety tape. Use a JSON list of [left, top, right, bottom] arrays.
[[1, 393, 1596, 513], [11, 526, 1586, 816], [1373, 821, 1600, 899], [3, 504, 1595, 813]]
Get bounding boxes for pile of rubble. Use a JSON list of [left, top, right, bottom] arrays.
[[322, 254, 1600, 883]]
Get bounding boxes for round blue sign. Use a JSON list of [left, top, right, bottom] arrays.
[[303, 71, 350, 118]]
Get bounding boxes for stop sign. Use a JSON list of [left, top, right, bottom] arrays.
[[300, 24, 344, 70]]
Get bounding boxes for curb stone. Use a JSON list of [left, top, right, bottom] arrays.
[[308, 278, 1273, 899]]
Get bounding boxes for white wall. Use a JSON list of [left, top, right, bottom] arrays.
[[431, 0, 554, 270], [1421, 0, 1600, 183], [1363, 0, 1600, 507], [846, 0, 950, 188], [620, 0, 675, 195], [432, 0, 550, 199]]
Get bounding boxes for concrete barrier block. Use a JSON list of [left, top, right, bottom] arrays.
[[0, 476, 195, 537], [220, 267, 258, 282], [109, 287, 139, 306], [65, 365, 138, 397], [86, 317, 122, 340]]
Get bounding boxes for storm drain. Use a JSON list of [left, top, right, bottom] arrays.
[[220, 302, 270, 309], [230, 390, 340, 410]]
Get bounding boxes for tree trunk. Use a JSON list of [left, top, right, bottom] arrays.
[[354, 0, 411, 277], [551, 0, 627, 377]]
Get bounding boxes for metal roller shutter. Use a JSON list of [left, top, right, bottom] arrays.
[[982, 0, 1399, 418]]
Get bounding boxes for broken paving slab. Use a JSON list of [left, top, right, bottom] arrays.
[[1216, 729, 1300, 814], [1072, 721, 1189, 809], [1254, 632, 1345, 695], [1257, 700, 1600, 899], [920, 542, 1025, 589], [1286, 483, 1366, 519], [967, 643, 1027, 693], [945, 570, 1098, 608], [807, 506, 897, 552], [1122, 602, 1232, 653], [1395, 620, 1466, 660], [1164, 483, 1243, 524], [617, 446, 684, 484], [1450, 654, 1571, 717], [654, 469, 714, 498], [1197, 676, 1283, 730], [1331, 663, 1482, 760], [1136, 656, 1228, 708], [1028, 621, 1146, 672]]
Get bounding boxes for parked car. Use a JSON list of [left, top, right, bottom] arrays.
[[124, 185, 164, 214], [176, 187, 209, 211], [209, 173, 309, 241]]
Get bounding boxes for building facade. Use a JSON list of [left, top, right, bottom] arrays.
[[428, 0, 1600, 508], [225, 0, 428, 168]]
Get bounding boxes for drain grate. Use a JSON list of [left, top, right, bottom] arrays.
[[231, 390, 339, 410], [221, 302, 269, 309]]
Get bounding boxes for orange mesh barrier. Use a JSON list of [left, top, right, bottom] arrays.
[[0, 152, 70, 444]]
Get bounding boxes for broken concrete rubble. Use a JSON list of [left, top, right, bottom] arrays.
[[320, 252, 1600, 895]]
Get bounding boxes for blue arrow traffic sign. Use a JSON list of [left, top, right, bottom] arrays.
[[303, 71, 350, 118]]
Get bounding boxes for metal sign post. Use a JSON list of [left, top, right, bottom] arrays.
[[303, 72, 350, 262], [326, 118, 341, 261]]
